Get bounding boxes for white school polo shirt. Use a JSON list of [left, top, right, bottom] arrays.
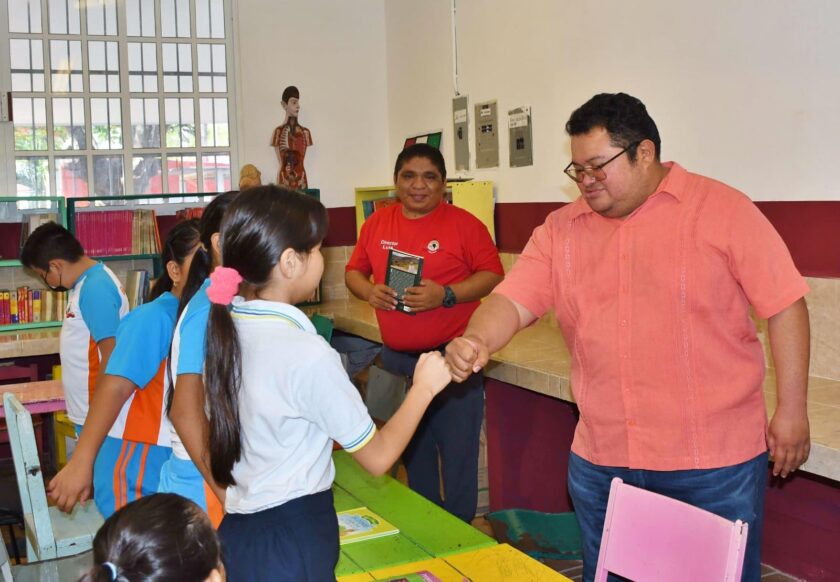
[[60, 263, 130, 426], [105, 292, 178, 446], [168, 278, 211, 460], [224, 298, 376, 514]]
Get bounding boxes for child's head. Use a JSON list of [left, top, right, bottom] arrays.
[[80, 493, 223, 582], [148, 218, 201, 301], [178, 190, 239, 314], [218, 185, 327, 300], [20, 222, 85, 290], [204, 185, 327, 487]]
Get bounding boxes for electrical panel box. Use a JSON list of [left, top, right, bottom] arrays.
[[452, 96, 470, 172], [508, 106, 533, 167], [474, 100, 499, 169]]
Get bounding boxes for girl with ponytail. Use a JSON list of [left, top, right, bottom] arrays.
[[47, 220, 201, 517], [202, 186, 452, 580], [158, 190, 237, 526]]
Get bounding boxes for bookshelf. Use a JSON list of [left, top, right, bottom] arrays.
[[353, 181, 495, 241], [66, 194, 216, 278], [0, 197, 68, 332]]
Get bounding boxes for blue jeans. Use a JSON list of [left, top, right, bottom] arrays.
[[568, 451, 768, 582]]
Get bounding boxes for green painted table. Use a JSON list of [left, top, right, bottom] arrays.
[[332, 451, 497, 576]]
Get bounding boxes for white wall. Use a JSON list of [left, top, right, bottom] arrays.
[[233, 0, 390, 207], [385, 0, 840, 203]]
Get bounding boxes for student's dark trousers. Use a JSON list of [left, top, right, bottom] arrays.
[[218, 488, 338, 582], [380, 345, 484, 523]]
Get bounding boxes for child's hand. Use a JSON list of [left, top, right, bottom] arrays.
[[412, 352, 452, 399], [47, 458, 93, 513]]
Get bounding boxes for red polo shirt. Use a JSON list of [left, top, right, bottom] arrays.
[[347, 202, 503, 352]]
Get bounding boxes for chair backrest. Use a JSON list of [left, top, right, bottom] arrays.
[[0, 534, 11, 582], [2, 393, 57, 561], [595, 477, 748, 582]]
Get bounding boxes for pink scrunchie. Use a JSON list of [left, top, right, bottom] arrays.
[[207, 266, 243, 305]]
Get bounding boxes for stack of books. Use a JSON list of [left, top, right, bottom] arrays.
[[0, 287, 67, 325], [74, 209, 161, 257], [125, 269, 151, 310], [19, 212, 60, 251], [362, 196, 401, 220]]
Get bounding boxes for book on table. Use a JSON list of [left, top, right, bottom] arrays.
[[385, 249, 423, 315], [337, 506, 399, 544]]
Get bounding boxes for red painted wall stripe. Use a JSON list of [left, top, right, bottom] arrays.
[[6, 200, 839, 276]]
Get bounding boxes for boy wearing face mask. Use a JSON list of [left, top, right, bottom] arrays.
[[21, 222, 129, 433]]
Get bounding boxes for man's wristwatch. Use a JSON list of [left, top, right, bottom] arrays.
[[442, 285, 457, 308]]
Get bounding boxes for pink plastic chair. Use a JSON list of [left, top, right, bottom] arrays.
[[594, 477, 749, 582]]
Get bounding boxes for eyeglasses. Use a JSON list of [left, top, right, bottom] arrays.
[[563, 141, 641, 183]]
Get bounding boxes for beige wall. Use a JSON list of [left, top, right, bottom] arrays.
[[233, 0, 391, 207], [384, 0, 840, 203]]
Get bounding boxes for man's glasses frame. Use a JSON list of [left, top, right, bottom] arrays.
[[563, 141, 641, 183]]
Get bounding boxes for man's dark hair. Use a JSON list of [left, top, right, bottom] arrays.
[[19, 221, 84, 270], [394, 143, 447, 182], [566, 93, 661, 162], [282, 85, 299, 104]]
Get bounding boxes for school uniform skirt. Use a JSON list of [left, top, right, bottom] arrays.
[[218, 488, 339, 582]]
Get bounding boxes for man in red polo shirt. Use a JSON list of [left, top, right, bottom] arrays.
[[346, 143, 504, 522], [446, 93, 810, 581]]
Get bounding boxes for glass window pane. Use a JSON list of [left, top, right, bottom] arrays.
[[128, 42, 158, 93], [132, 155, 163, 194], [55, 157, 89, 197], [167, 154, 198, 193], [126, 0, 155, 37], [162, 43, 193, 92], [11, 39, 45, 92], [16, 157, 50, 196], [13, 98, 48, 151], [87, 0, 118, 36], [92, 156, 125, 196], [162, 0, 190, 38], [48, 0, 81, 34], [91, 98, 123, 149], [202, 153, 230, 191], [50, 40, 83, 92], [165, 98, 195, 148], [8, 0, 42, 33], [196, 0, 224, 38], [197, 44, 227, 93], [52, 97, 86, 150], [130, 98, 160, 148], [200, 98, 228, 147], [212, 45, 227, 92], [89, 41, 120, 93]]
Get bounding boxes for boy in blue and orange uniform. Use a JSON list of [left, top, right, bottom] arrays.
[[43, 220, 201, 517], [21, 222, 129, 433]]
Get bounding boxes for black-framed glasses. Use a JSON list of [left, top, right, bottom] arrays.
[[563, 141, 641, 183]]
